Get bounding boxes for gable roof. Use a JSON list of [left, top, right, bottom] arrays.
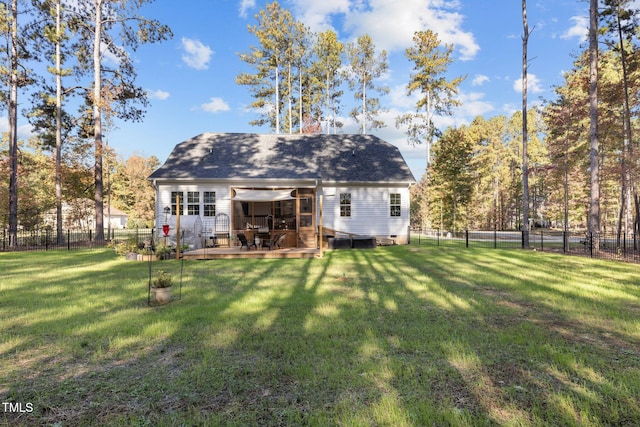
[[149, 133, 415, 184]]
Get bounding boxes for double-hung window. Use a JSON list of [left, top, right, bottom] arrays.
[[390, 193, 401, 217], [187, 191, 200, 215], [171, 191, 184, 215], [340, 193, 351, 217], [203, 191, 216, 217]]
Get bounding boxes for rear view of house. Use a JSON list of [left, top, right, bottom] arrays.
[[148, 133, 415, 249]]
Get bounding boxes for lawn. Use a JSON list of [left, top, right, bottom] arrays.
[[1, 245, 639, 426]]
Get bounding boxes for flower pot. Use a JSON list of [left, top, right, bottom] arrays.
[[152, 286, 172, 305]]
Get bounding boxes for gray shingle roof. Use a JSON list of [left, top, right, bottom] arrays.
[[148, 133, 416, 183]]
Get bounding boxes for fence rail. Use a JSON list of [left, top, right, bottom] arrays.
[[3, 227, 640, 265], [0, 228, 154, 252], [411, 229, 640, 264]]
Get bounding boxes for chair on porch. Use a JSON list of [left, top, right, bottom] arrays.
[[238, 233, 256, 250], [262, 233, 287, 250]]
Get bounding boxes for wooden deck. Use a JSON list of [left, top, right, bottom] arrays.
[[181, 246, 321, 260]]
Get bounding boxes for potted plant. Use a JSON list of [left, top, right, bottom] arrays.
[[151, 270, 173, 304], [155, 244, 172, 260]]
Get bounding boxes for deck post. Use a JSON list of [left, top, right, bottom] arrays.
[[176, 194, 181, 260], [319, 195, 323, 258]]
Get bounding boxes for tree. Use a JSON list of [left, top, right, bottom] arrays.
[[589, 0, 601, 235], [522, 0, 531, 245], [0, 0, 35, 246], [396, 30, 465, 169], [601, 0, 640, 241], [467, 115, 515, 229], [26, 0, 75, 243], [429, 126, 474, 231], [237, 1, 299, 133], [111, 154, 158, 228], [313, 29, 344, 134], [344, 34, 388, 134], [71, 0, 171, 241]]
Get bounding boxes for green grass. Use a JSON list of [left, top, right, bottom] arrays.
[[1, 246, 639, 426]]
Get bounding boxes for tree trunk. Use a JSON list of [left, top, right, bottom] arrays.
[[288, 62, 292, 134], [55, 0, 63, 245], [361, 71, 366, 134], [614, 1, 634, 246], [522, 0, 530, 248], [298, 67, 302, 134], [8, 0, 19, 248], [275, 64, 280, 134], [93, 0, 105, 241], [589, 0, 601, 237]]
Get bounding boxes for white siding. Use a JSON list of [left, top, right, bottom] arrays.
[[153, 183, 412, 244], [155, 183, 232, 232], [320, 185, 410, 244]]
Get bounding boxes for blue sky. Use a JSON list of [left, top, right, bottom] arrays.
[[6, 0, 597, 178]]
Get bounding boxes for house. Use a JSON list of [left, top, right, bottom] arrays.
[[148, 133, 416, 249], [43, 199, 129, 230]]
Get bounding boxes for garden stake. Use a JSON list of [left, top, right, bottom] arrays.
[[179, 230, 184, 300], [147, 243, 153, 306]]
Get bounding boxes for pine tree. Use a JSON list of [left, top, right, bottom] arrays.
[[70, 0, 171, 241], [237, 1, 300, 133], [396, 30, 465, 169], [344, 34, 388, 134], [313, 29, 344, 134]]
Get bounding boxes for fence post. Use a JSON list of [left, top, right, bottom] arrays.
[[437, 228, 440, 246], [494, 227, 497, 249], [466, 229, 469, 248], [589, 231, 593, 258], [541, 230, 544, 251], [67, 229, 71, 250]]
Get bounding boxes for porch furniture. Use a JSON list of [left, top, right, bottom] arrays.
[[262, 233, 287, 250], [238, 233, 256, 250]]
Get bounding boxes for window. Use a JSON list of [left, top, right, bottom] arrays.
[[187, 191, 200, 215], [390, 193, 401, 217], [340, 193, 351, 217], [203, 191, 216, 217], [171, 191, 184, 215]]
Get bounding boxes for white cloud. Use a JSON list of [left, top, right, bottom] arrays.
[[289, 0, 351, 31], [239, 0, 256, 18], [455, 91, 494, 118], [181, 37, 214, 70], [513, 74, 544, 94], [0, 116, 34, 139], [148, 89, 170, 101], [561, 15, 588, 41], [388, 84, 418, 110], [338, 0, 479, 60], [472, 74, 489, 86], [201, 97, 231, 113]]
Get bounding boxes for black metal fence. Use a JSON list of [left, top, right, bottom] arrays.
[[4, 226, 640, 265], [411, 229, 640, 264], [0, 228, 155, 252]]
